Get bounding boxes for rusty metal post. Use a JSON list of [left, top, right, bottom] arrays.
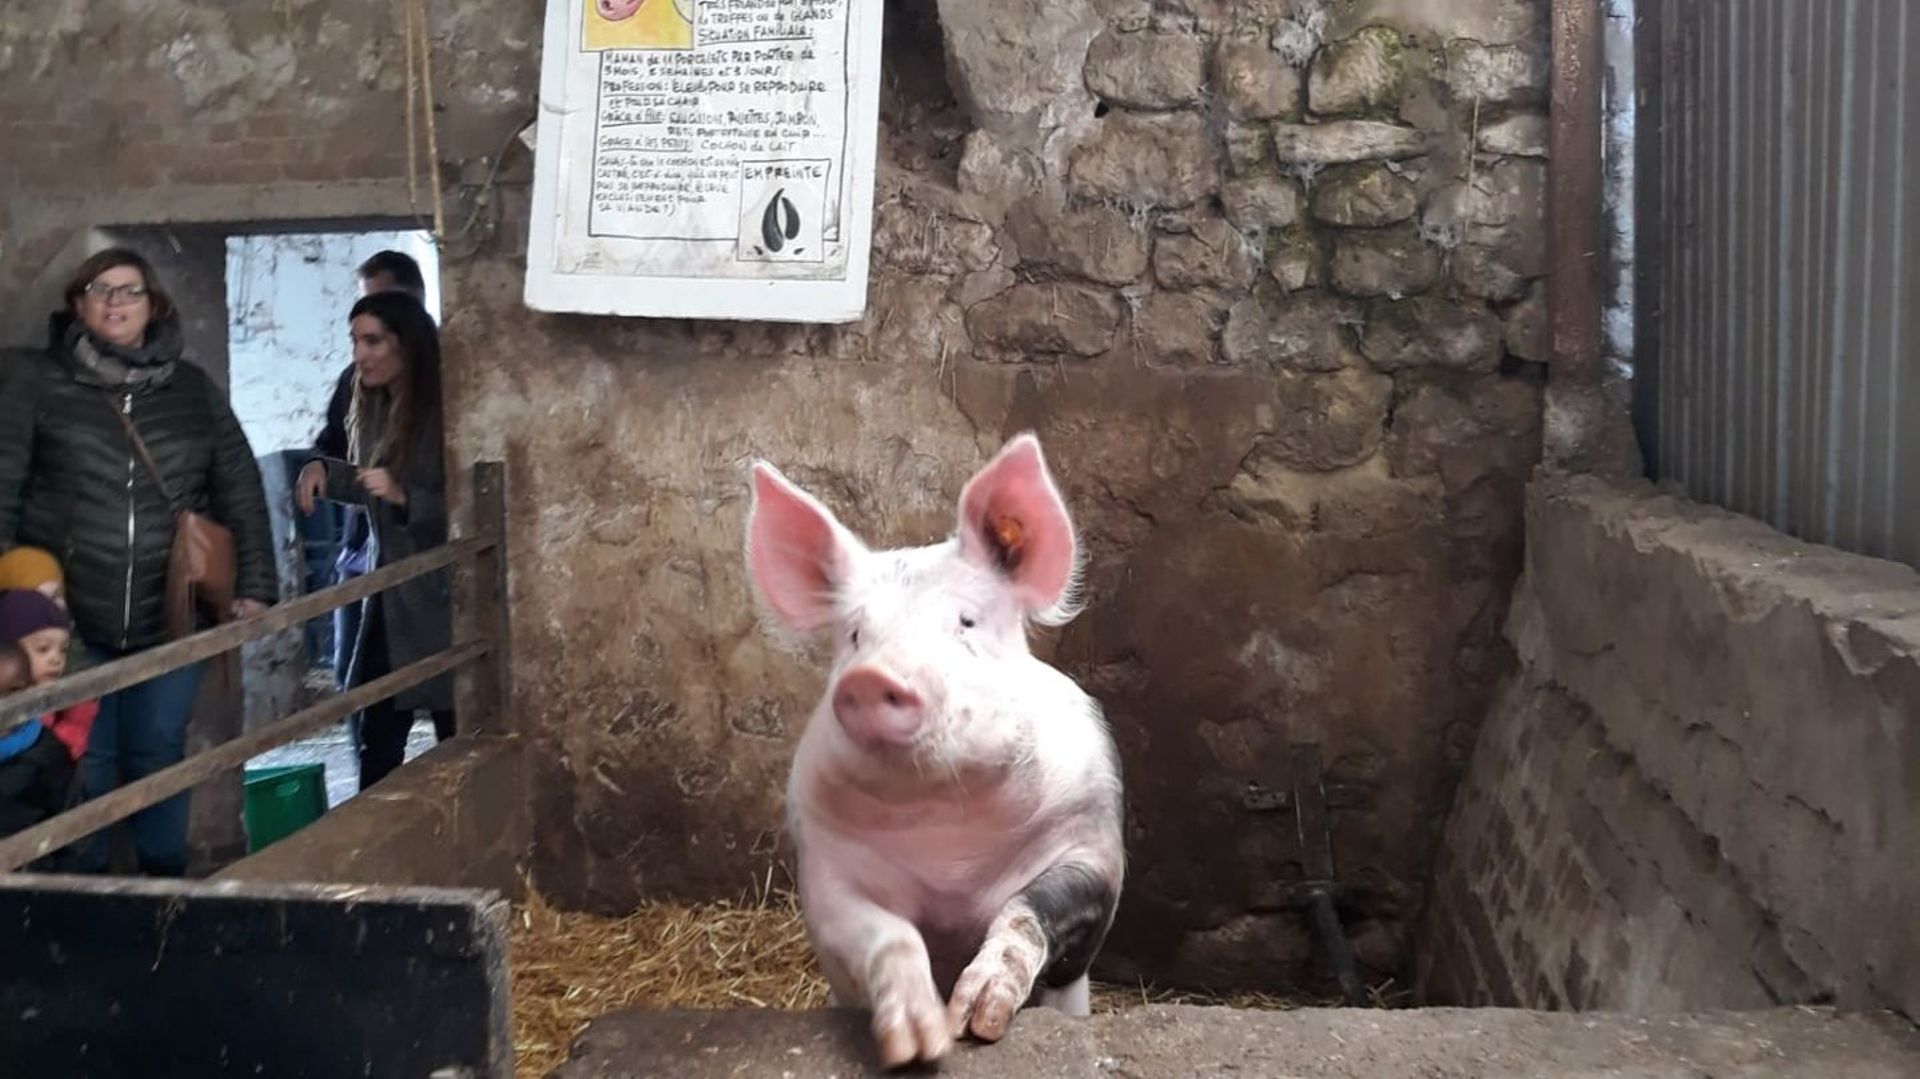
[[1545, 0, 1643, 475], [455, 461, 513, 737], [1550, 0, 1605, 381]]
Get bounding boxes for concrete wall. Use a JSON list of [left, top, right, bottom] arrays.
[[1421, 475, 1920, 1020], [3, 0, 1553, 988]]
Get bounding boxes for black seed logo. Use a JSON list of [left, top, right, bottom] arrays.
[[760, 188, 802, 253]]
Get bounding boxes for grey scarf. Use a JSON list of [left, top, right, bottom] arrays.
[[58, 312, 183, 391]]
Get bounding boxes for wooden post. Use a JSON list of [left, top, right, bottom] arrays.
[[456, 461, 513, 737]]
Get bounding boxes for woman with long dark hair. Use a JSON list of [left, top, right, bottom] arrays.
[[298, 291, 454, 789], [0, 248, 276, 875]]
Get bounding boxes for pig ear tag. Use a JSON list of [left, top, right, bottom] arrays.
[[986, 514, 1027, 572]]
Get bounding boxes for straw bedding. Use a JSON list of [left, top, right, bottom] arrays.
[[510, 885, 1316, 1078]]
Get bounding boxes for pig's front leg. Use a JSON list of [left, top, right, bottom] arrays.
[[946, 861, 1120, 1042], [805, 883, 952, 1068]]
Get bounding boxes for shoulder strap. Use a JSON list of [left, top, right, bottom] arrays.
[[105, 393, 180, 508]]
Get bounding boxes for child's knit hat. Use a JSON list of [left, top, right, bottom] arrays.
[[0, 589, 69, 646]]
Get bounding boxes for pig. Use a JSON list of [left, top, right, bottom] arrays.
[[744, 433, 1125, 1069], [594, 0, 646, 21]]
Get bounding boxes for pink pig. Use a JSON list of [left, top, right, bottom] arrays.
[[745, 433, 1126, 1069], [595, 0, 645, 22]]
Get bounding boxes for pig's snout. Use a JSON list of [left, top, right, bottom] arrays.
[[832, 666, 925, 747]]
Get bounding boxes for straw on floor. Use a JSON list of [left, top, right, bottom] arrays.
[[509, 886, 1312, 1078]]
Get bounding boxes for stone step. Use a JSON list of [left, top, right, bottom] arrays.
[[549, 1004, 1920, 1078]]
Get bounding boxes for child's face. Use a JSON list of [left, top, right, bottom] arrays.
[[19, 627, 69, 684], [36, 581, 66, 611]]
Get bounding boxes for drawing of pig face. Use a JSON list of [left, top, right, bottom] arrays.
[[595, 0, 645, 21]]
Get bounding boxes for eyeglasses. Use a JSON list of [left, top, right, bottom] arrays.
[[84, 282, 149, 306]]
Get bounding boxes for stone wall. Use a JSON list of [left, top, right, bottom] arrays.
[[1420, 476, 1920, 1020], [1, 0, 1553, 989]]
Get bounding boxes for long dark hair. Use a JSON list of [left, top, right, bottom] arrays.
[[62, 248, 178, 324], [346, 291, 443, 477]]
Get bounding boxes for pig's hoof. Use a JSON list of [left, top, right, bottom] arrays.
[[946, 953, 1035, 1044], [872, 982, 952, 1068]]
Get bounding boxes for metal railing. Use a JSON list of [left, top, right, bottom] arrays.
[[0, 461, 511, 873]]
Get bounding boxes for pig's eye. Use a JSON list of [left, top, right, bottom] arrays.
[[849, 629, 860, 647], [958, 614, 977, 629]]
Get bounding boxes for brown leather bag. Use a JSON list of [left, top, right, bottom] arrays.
[[110, 397, 238, 640]]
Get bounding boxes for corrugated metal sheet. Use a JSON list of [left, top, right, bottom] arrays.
[[1634, 0, 1920, 566]]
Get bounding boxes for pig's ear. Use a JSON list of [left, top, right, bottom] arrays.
[[956, 433, 1081, 623], [747, 462, 863, 634]]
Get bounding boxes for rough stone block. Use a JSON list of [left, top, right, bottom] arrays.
[[1132, 290, 1223, 367], [1308, 26, 1406, 117], [966, 281, 1122, 357], [872, 204, 1002, 277], [1221, 291, 1359, 372], [957, 130, 1043, 207], [1069, 111, 1220, 208], [937, 0, 1105, 144], [1444, 38, 1549, 107], [1309, 164, 1419, 227], [1153, 217, 1260, 291], [1504, 282, 1547, 362], [1085, 30, 1208, 109], [1221, 174, 1301, 230], [1006, 197, 1151, 285], [1359, 296, 1503, 373], [1454, 243, 1531, 302], [1224, 121, 1274, 176], [1330, 225, 1441, 298], [1216, 37, 1301, 120], [1272, 121, 1427, 166], [1386, 379, 1542, 494], [1478, 112, 1548, 158], [1091, 0, 1152, 32], [1266, 228, 1321, 291], [1264, 366, 1393, 471]]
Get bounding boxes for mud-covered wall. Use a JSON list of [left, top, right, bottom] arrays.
[[1, 0, 1551, 988]]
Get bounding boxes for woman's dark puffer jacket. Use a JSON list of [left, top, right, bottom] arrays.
[[0, 315, 276, 652]]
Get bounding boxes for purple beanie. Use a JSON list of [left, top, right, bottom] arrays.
[[0, 589, 69, 646]]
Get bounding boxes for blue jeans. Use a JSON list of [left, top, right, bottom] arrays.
[[71, 649, 206, 876], [332, 529, 372, 689]]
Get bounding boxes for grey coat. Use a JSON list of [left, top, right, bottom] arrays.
[[313, 414, 452, 712]]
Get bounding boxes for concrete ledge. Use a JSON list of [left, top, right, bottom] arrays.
[[218, 735, 528, 898], [550, 1005, 1920, 1078], [1423, 475, 1920, 1016]]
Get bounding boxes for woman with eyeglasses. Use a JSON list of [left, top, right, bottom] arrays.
[[0, 247, 276, 876]]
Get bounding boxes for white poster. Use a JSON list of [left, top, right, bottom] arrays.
[[525, 0, 884, 323]]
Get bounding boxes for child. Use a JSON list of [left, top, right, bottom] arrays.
[[0, 546, 85, 675], [0, 589, 96, 840], [0, 547, 67, 608]]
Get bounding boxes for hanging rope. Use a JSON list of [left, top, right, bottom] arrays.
[[400, 0, 447, 241]]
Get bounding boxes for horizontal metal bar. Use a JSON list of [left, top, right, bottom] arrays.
[[1240, 783, 1370, 813], [0, 536, 490, 733], [0, 639, 489, 873]]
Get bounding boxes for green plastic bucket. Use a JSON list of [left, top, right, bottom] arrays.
[[243, 763, 327, 853]]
